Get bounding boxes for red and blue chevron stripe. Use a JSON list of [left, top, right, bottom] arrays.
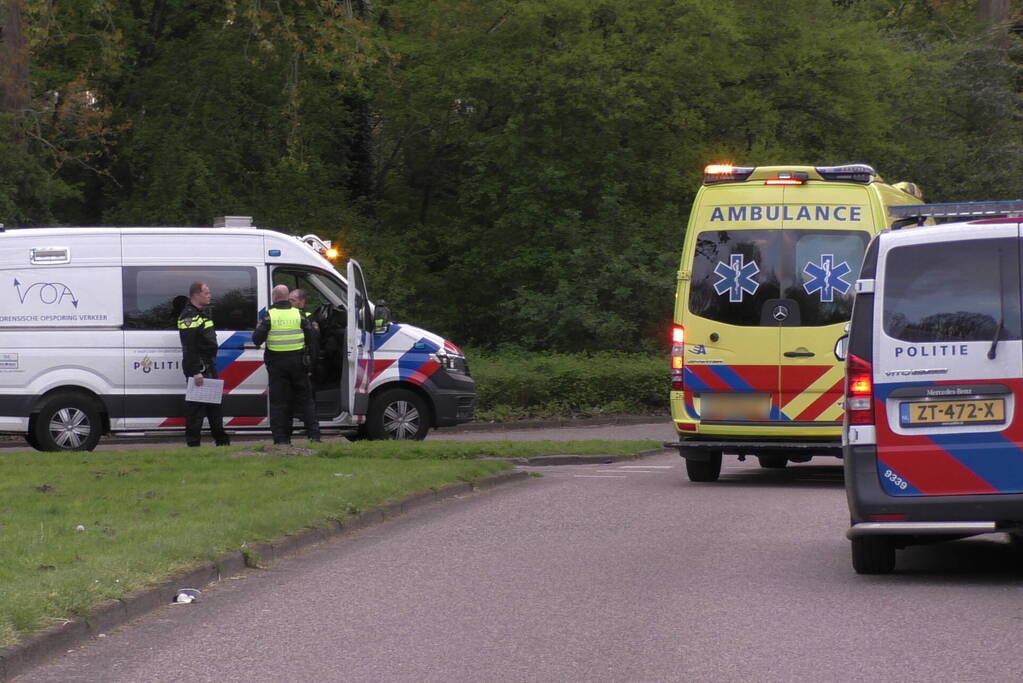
[[875, 379, 1023, 496]]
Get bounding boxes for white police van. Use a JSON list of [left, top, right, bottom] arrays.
[[843, 200, 1023, 573], [0, 217, 475, 450]]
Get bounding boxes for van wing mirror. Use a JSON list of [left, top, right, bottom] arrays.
[[373, 300, 391, 333]]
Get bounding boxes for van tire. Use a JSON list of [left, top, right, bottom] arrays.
[[366, 389, 430, 440], [757, 454, 788, 469], [34, 393, 102, 452], [851, 536, 896, 574], [685, 452, 722, 482]]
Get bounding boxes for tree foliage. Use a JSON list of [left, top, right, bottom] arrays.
[[4, 0, 1023, 350]]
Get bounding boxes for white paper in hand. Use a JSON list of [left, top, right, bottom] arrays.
[[186, 377, 224, 404]]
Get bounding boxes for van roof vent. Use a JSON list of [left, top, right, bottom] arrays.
[[213, 216, 253, 228]]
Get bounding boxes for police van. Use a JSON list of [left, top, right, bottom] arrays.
[[667, 164, 923, 482], [844, 200, 1023, 574], [0, 217, 475, 451]]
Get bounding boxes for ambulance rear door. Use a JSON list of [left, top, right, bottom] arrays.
[[685, 184, 786, 425], [777, 184, 873, 425]]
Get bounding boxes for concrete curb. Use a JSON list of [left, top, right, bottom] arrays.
[[0, 470, 529, 682], [445, 415, 669, 433], [508, 447, 671, 466]]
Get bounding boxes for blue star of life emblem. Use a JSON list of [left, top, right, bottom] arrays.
[[713, 254, 760, 303], [803, 254, 852, 303]]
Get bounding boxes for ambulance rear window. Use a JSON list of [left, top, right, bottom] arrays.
[[883, 238, 1021, 342], [688, 229, 868, 326]]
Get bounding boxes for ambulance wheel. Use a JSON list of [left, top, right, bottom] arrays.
[[366, 389, 430, 440], [685, 452, 722, 482], [757, 454, 788, 469], [851, 536, 896, 575], [34, 393, 102, 452]]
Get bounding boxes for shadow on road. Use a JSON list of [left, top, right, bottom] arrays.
[[888, 537, 1023, 581], [690, 463, 846, 489]]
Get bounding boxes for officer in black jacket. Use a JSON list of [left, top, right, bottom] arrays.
[[178, 281, 230, 447], [253, 284, 321, 444]]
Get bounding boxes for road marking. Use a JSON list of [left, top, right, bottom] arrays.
[[619, 465, 674, 469], [594, 469, 659, 474]]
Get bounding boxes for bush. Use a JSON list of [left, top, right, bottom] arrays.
[[467, 351, 668, 421]]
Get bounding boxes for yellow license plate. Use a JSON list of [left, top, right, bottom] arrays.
[[899, 398, 1005, 427], [700, 393, 771, 421]]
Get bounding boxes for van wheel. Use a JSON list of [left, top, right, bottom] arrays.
[[366, 389, 430, 440], [34, 393, 102, 452], [685, 452, 722, 482], [757, 454, 788, 469], [851, 536, 896, 574], [24, 430, 40, 450]]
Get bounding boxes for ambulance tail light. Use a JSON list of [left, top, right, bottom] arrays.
[[845, 352, 875, 425], [671, 324, 685, 390], [703, 164, 755, 185], [765, 172, 807, 186]]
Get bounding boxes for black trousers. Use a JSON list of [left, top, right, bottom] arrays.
[[184, 366, 229, 447], [267, 353, 320, 443]]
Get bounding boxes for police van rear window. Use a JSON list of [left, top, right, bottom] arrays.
[[883, 238, 1022, 342], [688, 229, 869, 326]]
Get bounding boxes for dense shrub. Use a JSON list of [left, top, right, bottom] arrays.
[[467, 351, 668, 421]]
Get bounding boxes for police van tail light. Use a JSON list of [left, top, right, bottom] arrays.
[[671, 324, 685, 390], [845, 352, 875, 425]]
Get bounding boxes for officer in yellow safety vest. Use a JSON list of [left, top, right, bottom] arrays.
[[252, 284, 321, 444]]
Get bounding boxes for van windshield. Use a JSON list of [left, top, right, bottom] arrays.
[[688, 229, 869, 326], [883, 238, 1022, 342]]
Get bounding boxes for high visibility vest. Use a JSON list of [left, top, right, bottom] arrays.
[[266, 308, 305, 352]]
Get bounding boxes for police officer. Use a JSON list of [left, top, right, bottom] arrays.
[[253, 285, 321, 444], [178, 281, 230, 447], [288, 288, 320, 442]]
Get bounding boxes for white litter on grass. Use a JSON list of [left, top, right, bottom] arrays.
[[75, 525, 85, 532], [173, 588, 202, 604]]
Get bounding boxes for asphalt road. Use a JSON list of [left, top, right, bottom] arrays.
[[15, 428, 1023, 682]]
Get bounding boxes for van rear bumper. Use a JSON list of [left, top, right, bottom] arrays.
[[848, 521, 1000, 538], [845, 443, 1023, 528], [664, 438, 841, 456]]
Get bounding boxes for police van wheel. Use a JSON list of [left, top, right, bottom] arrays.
[[685, 452, 722, 482], [34, 393, 102, 452], [851, 536, 896, 575], [366, 389, 430, 440]]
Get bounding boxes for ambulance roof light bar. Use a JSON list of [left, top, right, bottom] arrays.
[[703, 164, 755, 185], [815, 164, 876, 184], [889, 200, 1023, 228]]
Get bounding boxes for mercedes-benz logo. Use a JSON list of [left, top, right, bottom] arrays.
[[772, 305, 789, 322]]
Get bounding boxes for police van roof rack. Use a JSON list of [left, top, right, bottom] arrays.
[[889, 201, 1023, 228]]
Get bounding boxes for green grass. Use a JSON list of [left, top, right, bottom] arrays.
[[0, 438, 657, 650]]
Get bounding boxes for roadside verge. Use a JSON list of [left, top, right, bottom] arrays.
[[0, 470, 528, 681]]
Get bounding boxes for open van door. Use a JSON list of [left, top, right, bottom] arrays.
[[346, 259, 374, 420]]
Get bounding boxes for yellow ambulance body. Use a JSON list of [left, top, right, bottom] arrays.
[[668, 164, 922, 482]]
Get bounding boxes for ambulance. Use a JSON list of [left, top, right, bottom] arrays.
[[0, 217, 476, 451], [844, 200, 1023, 574], [667, 164, 923, 482]]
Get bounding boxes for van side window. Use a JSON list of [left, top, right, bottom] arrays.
[[122, 266, 258, 331], [883, 238, 1022, 342]]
